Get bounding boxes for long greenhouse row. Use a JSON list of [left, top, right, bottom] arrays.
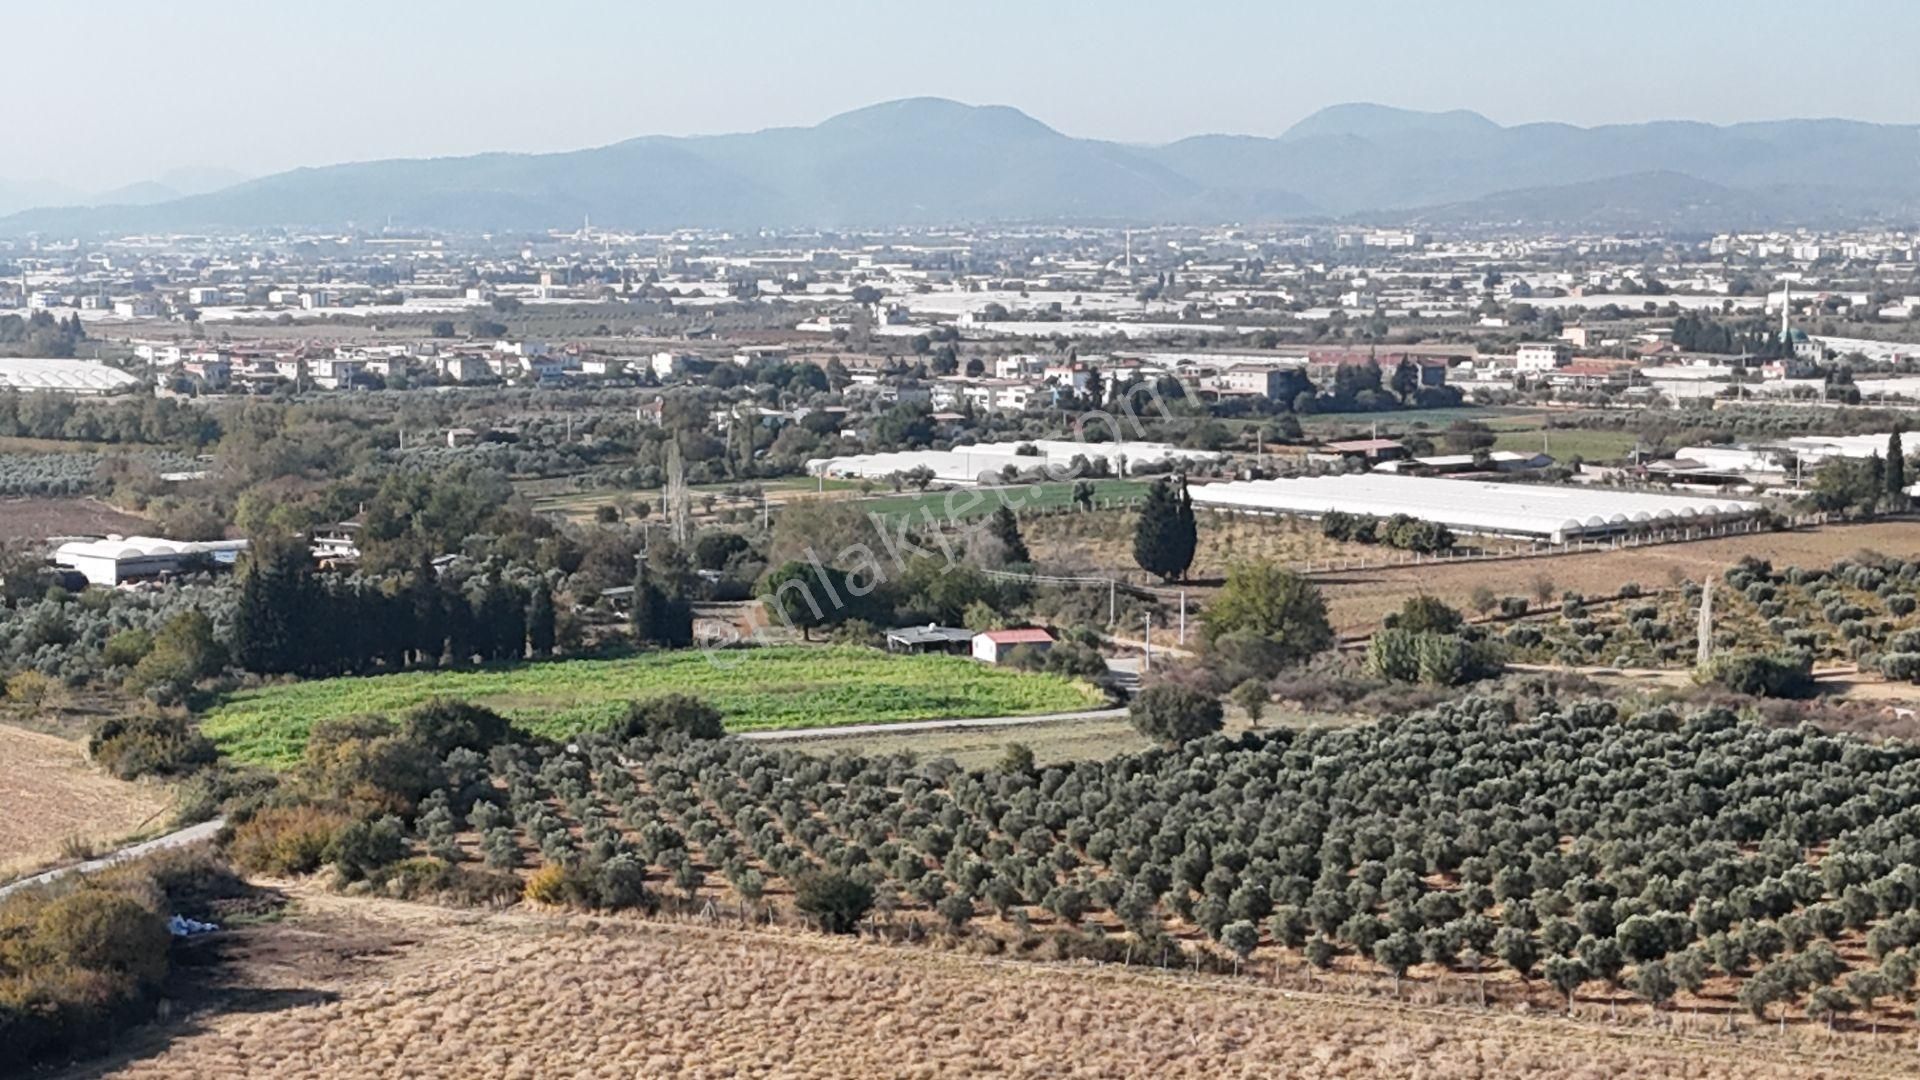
[[1190, 474, 1765, 543], [810, 439, 1221, 484]]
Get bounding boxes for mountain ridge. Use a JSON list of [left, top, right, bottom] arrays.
[[4, 99, 1917, 234]]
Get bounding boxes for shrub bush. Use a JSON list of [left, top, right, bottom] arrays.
[[329, 815, 407, 883], [1881, 653, 1920, 682], [1504, 625, 1543, 649], [523, 861, 597, 907], [401, 699, 514, 757], [609, 693, 724, 741], [0, 864, 179, 1071], [229, 806, 356, 875], [1367, 629, 1503, 687], [794, 871, 874, 934], [1127, 684, 1224, 746], [88, 713, 216, 780], [1707, 650, 1815, 699]]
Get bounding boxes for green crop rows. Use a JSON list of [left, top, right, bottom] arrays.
[[200, 645, 1106, 766]]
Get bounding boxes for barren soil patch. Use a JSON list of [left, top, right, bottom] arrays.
[[0, 723, 170, 880], [73, 892, 1914, 1080]]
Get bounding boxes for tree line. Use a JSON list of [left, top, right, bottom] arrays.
[[231, 539, 556, 677]]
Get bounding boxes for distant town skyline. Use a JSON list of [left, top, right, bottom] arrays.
[[7, 0, 1920, 194]]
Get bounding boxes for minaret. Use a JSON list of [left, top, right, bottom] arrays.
[[1780, 281, 1791, 338]]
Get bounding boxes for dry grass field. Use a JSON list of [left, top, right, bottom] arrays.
[[1028, 510, 1920, 637], [1315, 520, 1920, 634], [1027, 508, 1384, 581], [0, 496, 149, 541], [0, 723, 170, 880], [74, 891, 1914, 1080]]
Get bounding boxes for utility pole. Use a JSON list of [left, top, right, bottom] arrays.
[[1143, 613, 1152, 673], [1178, 591, 1187, 645], [1108, 579, 1116, 628]]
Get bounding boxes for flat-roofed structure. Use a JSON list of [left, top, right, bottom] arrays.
[[1190, 474, 1764, 544]]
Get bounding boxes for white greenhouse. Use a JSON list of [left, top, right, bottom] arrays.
[[1189, 474, 1766, 544], [0, 358, 143, 395], [809, 439, 1221, 485]]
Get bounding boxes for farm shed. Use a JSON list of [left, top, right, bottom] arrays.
[[972, 628, 1055, 664], [1188, 474, 1765, 544], [885, 624, 975, 655]]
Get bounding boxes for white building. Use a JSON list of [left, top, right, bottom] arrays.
[[651, 351, 703, 379], [1516, 343, 1572, 372], [54, 536, 250, 586], [971, 628, 1054, 664]]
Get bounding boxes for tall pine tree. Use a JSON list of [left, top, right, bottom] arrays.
[[1133, 474, 1197, 583]]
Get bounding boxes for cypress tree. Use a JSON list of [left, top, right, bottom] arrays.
[[631, 569, 693, 648], [527, 580, 556, 658], [467, 572, 524, 662], [1888, 431, 1907, 505], [988, 505, 1030, 564], [443, 576, 477, 664], [231, 537, 310, 675], [408, 554, 443, 667], [466, 586, 496, 662], [1133, 474, 1197, 583]]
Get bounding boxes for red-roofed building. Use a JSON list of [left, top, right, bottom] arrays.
[[1542, 359, 1636, 389], [972, 627, 1055, 664]]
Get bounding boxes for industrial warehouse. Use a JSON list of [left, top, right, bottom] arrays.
[[1189, 474, 1767, 544]]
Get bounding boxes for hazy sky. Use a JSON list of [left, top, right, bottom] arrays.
[[9, 0, 1919, 191]]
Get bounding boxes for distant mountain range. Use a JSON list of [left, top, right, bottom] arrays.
[[4, 99, 1918, 234], [0, 167, 249, 218]]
